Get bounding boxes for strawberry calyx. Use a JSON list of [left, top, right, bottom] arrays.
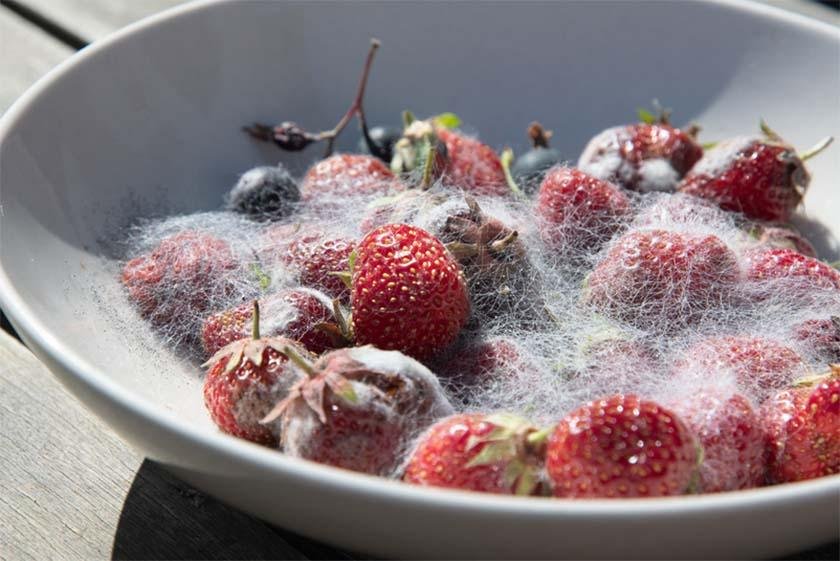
[[759, 119, 833, 166], [313, 298, 354, 348], [202, 301, 309, 375], [791, 363, 840, 389], [499, 147, 524, 197], [464, 413, 548, 496], [262, 346, 407, 427], [799, 136, 834, 162], [260, 345, 360, 425], [683, 123, 702, 140], [527, 122, 553, 149], [390, 111, 450, 188], [686, 441, 705, 494], [637, 99, 671, 126], [443, 196, 521, 262]]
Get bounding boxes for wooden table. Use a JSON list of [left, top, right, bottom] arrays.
[[0, 1, 838, 559]]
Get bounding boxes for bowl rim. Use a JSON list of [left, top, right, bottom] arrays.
[[0, 0, 838, 516]]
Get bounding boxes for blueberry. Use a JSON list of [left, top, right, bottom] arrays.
[[511, 122, 562, 195], [512, 147, 562, 194], [358, 125, 402, 163], [226, 164, 300, 221]]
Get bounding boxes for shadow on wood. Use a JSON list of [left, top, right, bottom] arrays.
[[111, 460, 355, 560]]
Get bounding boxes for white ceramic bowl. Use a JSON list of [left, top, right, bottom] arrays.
[[1, 1, 838, 558]]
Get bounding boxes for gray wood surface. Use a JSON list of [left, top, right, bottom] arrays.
[[0, 8, 72, 114], [0, 329, 140, 560], [10, 0, 184, 42]]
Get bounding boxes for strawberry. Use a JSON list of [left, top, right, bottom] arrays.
[[201, 288, 340, 357], [792, 317, 840, 362], [577, 337, 658, 392], [359, 190, 438, 235], [438, 197, 543, 323], [578, 121, 703, 193], [747, 223, 817, 258], [584, 229, 739, 329], [364, 194, 536, 315], [670, 391, 766, 492], [744, 248, 840, 292], [678, 123, 833, 222], [263, 346, 454, 475], [546, 395, 698, 498], [634, 192, 729, 229], [286, 232, 355, 302], [351, 224, 470, 361], [257, 224, 355, 302], [202, 302, 310, 445], [677, 336, 806, 401], [362, 195, 542, 324], [536, 167, 631, 256], [762, 366, 840, 483], [403, 413, 547, 495], [436, 128, 508, 196], [122, 231, 239, 342], [437, 337, 524, 388], [300, 154, 405, 203]]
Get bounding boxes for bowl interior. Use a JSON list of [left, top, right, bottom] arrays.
[[1, 0, 839, 460]]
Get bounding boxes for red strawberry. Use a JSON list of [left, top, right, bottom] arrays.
[[263, 346, 453, 475], [300, 154, 405, 203], [122, 231, 239, 340], [584, 229, 739, 329], [438, 337, 524, 387], [403, 413, 547, 495], [359, 190, 438, 235], [578, 337, 658, 392], [436, 128, 509, 196], [578, 122, 703, 193], [201, 288, 340, 357], [202, 303, 309, 445], [257, 224, 355, 302], [677, 336, 806, 401], [744, 248, 840, 292], [634, 192, 729, 229], [792, 317, 840, 362], [536, 167, 631, 256], [678, 124, 833, 222], [351, 224, 470, 361], [747, 223, 817, 258], [363, 194, 542, 324], [670, 391, 766, 492], [762, 366, 840, 483], [286, 232, 355, 301], [546, 395, 698, 498]]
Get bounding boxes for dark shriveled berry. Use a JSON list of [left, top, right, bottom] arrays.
[[358, 125, 402, 163], [225, 164, 300, 221]]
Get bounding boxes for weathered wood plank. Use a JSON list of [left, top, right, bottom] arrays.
[[0, 8, 72, 114], [0, 329, 139, 560], [10, 0, 184, 42], [0, 330, 319, 560], [12, 0, 837, 49]]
